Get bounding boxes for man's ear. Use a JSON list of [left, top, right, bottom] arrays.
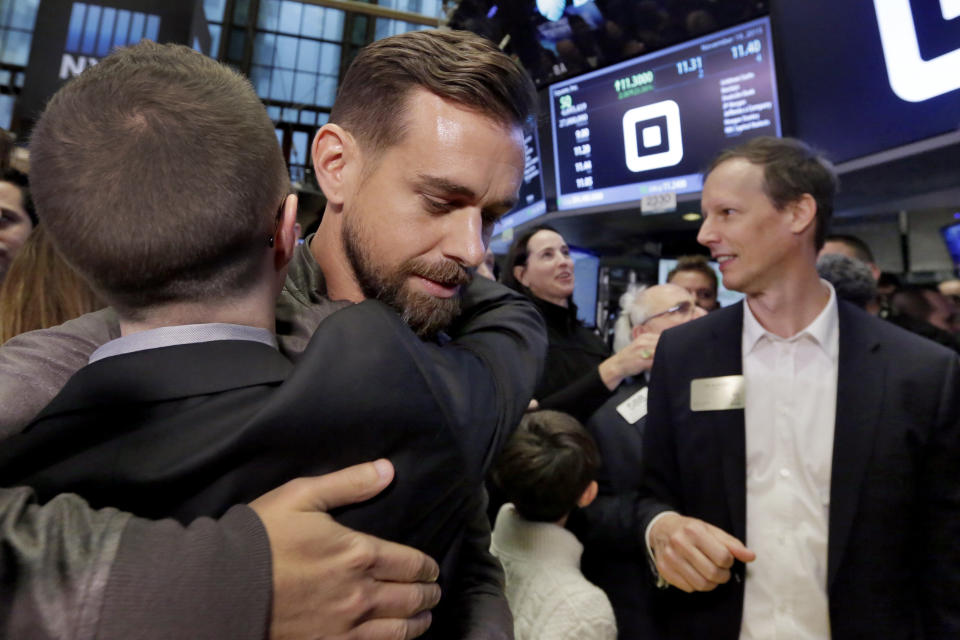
[[631, 323, 646, 341], [513, 265, 527, 287], [311, 124, 357, 207], [788, 193, 818, 237], [577, 480, 598, 508], [274, 193, 299, 270]]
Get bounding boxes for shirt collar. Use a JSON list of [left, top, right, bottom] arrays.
[[742, 279, 839, 360], [491, 504, 583, 567], [89, 323, 278, 363]]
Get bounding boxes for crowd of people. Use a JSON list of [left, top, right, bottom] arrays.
[[0, 27, 957, 640]]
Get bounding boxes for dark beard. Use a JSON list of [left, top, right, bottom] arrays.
[[342, 218, 471, 337]]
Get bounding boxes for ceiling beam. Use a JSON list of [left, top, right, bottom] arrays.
[[297, 0, 441, 27]]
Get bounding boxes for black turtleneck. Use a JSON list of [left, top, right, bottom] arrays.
[[531, 296, 615, 422]]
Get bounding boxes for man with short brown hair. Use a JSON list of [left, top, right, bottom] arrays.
[[0, 31, 546, 640], [640, 136, 959, 639], [312, 28, 535, 338]]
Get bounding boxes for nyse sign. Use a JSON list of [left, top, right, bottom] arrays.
[[58, 3, 162, 79], [17, 0, 200, 126], [60, 55, 97, 79]]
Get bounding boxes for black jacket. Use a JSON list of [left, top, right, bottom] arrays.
[[638, 301, 960, 639], [567, 378, 658, 639], [532, 296, 613, 422], [0, 280, 548, 640]]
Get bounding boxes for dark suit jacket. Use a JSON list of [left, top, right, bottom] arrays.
[[639, 301, 960, 639], [567, 378, 658, 640], [0, 283, 547, 639]]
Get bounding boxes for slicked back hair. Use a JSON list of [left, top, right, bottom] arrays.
[[493, 410, 600, 523], [29, 41, 289, 318], [707, 137, 838, 251], [329, 29, 536, 162]]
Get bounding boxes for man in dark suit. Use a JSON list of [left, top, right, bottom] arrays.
[[0, 33, 545, 640], [568, 283, 704, 638], [640, 137, 960, 639]]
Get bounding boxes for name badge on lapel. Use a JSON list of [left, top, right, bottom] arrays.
[[616, 387, 648, 424], [690, 375, 745, 412]]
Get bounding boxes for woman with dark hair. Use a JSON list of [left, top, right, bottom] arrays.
[[502, 224, 656, 421]]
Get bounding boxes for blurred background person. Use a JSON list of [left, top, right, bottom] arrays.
[[569, 283, 704, 640], [938, 279, 960, 333], [820, 234, 881, 279], [666, 254, 720, 312], [939, 279, 960, 305], [0, 169, 36, 286], [819, 234, 883, 314], [816, 252, 877, 310], [503, 224, 656, 422], [889, 285, 960, 353], [477, 247, 498, 281], [919, 286, 958, 335], [610, 283, 644, 354], [490, 409, 616, 640], [0, 225, 102, 343]]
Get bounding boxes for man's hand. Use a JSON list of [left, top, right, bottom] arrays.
[[250, 460, 441, 640], [599, 333, 659, 390], [649, 512, 755, 593]]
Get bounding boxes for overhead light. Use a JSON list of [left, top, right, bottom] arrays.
[[682, 212, 702, 221], [536, 0, 566, 21]]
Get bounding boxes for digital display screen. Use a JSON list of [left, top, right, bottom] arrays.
[[942, 222, 960, 266], [773, 1, 960, 163], [549, 16, 781, 212], [492, 128, 547, 236]]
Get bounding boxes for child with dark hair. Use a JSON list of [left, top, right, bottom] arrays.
[[491, 410, 617, 640]]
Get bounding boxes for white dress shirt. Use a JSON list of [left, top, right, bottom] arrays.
[[739, 281, 838, 640]]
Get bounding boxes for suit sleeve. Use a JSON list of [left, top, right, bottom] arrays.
[[637, 335, 683, 535], [0, 308, 120, 441], [412, 279, 545, 638], [537, 367, 613, 423], [448, 491, 514, 640], [0, 487, 271, 640], [569, 489, 645, 555], [421, 276, 548, 479], [921, 353, 960, 637]]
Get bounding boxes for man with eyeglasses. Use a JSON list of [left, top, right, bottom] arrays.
[[566, 283, 705, 639]]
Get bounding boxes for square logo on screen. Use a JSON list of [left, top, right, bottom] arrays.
[[874, 0, 960, 102], [622, 100, 683, 173]]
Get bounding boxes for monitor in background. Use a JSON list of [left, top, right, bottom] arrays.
[[489, 128, 547, 253], [658, 257, 744, 308], [941, 222, 960, 269], [572, 248, 600, 327], [549, 16, 781, 212], [773, 1, 960, 163]]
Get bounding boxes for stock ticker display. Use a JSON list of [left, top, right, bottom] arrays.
[[549, 16, 782, 212]]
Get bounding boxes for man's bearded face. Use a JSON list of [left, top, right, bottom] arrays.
[[343, 216, 471, 337]]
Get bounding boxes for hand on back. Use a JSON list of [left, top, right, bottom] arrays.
[[251, 460, 441, 640]]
